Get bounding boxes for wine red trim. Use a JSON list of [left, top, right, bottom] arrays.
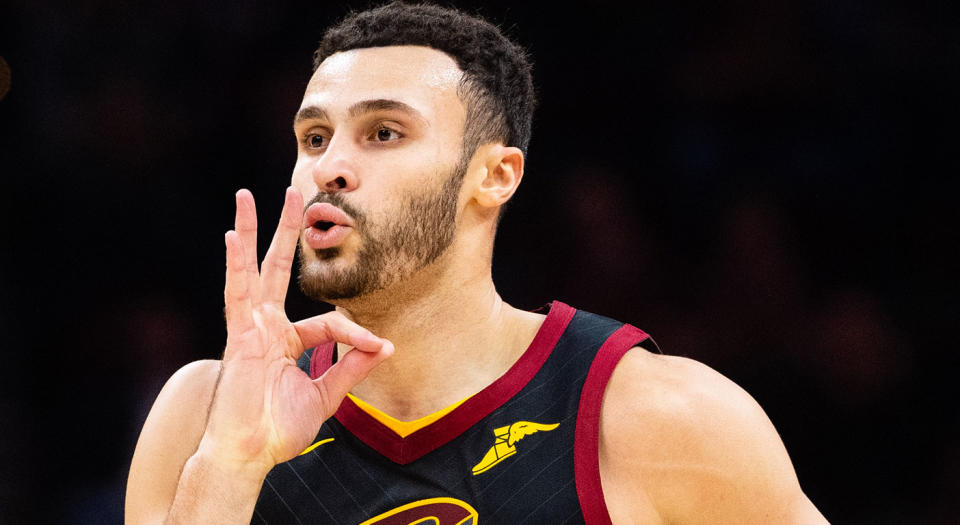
[[309, 342, 335, 380], [309, 301, 577, 465], [574, 324, 650, 525]]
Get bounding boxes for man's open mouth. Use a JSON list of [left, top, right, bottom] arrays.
[[302, 202, 355, 250]]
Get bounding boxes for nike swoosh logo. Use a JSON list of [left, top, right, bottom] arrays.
[[299, 438, 335, 456]]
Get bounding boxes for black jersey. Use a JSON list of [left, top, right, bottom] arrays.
[[252, 301, 655, 525]]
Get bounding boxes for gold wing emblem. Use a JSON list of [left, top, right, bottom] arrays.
[[508, 421, 560, 446], [472, 420, 559, 475]]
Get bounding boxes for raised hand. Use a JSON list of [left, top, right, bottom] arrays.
[[198, 187, 393, 475]]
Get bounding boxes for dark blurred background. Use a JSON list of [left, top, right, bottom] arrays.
[[1, 1, 957, 523]]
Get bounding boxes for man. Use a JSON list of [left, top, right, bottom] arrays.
[[127, 3, 828, 523]]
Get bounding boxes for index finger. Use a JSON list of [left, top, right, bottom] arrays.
[[292, 311, 392, 358], [260, 186, 304, 306]]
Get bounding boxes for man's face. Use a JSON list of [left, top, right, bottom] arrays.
[[291, 46, 469, 301]]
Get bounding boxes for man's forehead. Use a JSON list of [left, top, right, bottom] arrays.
[[302, 46, 464, 107]]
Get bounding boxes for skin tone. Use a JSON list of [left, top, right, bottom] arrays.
[[125, 45, 828, 524]]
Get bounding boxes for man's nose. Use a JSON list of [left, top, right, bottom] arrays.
[[311, 138, 359, 193]]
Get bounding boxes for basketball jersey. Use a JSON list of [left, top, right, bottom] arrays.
[[251, 301, 655, 525]]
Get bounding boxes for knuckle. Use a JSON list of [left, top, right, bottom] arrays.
[[270, 253, 294, 269], [316, 380, 334, 415], [225, 288, 249, 304], [227, 257, 245, 271]]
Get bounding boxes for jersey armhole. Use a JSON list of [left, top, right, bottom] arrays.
[[574, 325, 652, 525]]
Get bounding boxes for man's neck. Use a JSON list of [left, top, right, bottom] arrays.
[[331, 263, 544, 421]]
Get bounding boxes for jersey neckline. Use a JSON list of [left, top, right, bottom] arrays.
[[345, 392, 472, 438], [310, 300, 577, 465]]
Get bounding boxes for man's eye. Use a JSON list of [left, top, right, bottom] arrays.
[[375, 128, 400, 142], [307, 134, 325, 148]]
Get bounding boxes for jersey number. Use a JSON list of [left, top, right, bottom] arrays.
[[358, 497, 478, 525]]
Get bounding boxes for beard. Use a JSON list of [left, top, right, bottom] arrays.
[[297, 160, 466, 301]]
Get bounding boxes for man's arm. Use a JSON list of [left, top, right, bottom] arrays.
[[125, 360, 276, 524], [126, 360, 221, 525], [126, 360, 284, 524], [600, 349, 828, 524]]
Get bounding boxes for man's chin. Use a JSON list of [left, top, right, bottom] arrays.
[[298, 278, 353, 303], [313, 247, 342, 260], [297, 263, 375, 303]]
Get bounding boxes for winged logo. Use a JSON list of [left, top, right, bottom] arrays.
[[471, 421, 559, 475]]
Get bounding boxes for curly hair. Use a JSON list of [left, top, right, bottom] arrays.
[[314, 2, 536, 158]]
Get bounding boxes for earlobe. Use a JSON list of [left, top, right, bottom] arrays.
[[474, 145, 524, 209]]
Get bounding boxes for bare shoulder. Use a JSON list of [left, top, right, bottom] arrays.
[[156, 359, 222, 405], [599, 349, 827, 525], [126, 359, 221, 525], [605, 350, 764, 435]]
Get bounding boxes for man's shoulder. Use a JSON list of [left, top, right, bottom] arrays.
[[141, 359, 222, 439], [139, 359, 223, 440], [605, 349, 756, 425], [601, 349, 768, 463], [126, 359, 222, 524], [166, 359, 222, 397], [599, 349, 822, 523]]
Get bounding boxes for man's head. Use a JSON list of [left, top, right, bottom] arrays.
[[292, 3, 534, 303], [314, 1, 536, 158]]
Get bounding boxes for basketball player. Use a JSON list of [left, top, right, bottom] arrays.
[[126, 3, 828, 523]]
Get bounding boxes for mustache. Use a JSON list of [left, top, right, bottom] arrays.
[[304, 192, 365, 225]]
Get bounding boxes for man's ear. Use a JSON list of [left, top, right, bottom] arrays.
[[473, 145, 525, 208]]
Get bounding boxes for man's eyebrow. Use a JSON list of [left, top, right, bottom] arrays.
[[347, 99, 426, 124], [293, 105, 330, 125], [293, 99, 428, 128]]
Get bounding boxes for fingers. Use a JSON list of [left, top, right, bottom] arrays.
[[294, 312, 394, 413], [292, 311, 392, 358], [234, 189, 261, 304], [313, 342, 394, 414], [224, 230, 255, 350], [261, 187, 304, 306]]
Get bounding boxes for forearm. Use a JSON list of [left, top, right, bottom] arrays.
[[164, 448, 270, 525]]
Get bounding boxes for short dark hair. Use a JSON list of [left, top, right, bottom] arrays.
[[314, 2, 536, 158]]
